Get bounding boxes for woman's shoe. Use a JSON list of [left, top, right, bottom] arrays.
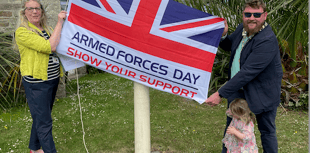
[[30, 149, 44, 153]]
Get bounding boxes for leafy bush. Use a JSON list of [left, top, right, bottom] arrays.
[[0, 32, 24, 111]]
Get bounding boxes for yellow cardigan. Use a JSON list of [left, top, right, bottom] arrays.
[[15, 22, 63, 80]]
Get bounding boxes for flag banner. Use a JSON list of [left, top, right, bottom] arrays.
[[56, 0, 224, 103], [57, 53, 85, 72]]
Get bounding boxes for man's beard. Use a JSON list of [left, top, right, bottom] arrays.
[[243, 20, 264, 35]]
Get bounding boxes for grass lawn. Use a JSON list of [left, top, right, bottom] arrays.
[[0, 73, 308, 153]]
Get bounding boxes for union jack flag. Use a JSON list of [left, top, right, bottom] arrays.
[[57, 0, 224, 103]]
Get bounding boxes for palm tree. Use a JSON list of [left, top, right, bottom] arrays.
[[0, 31, 23, 111], [177, 0, 308, 109], [268, 0, 308, 108]]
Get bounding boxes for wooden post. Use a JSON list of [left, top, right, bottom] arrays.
[[134, 82, 151, 153]]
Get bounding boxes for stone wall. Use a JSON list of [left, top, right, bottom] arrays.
[[0, 0, 63, 32], [0, 0, 87, 99], [0, 0, 21, 32]]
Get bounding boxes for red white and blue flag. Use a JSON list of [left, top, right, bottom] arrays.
[[56, 0, 224, 103]]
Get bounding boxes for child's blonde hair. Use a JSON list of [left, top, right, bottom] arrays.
[[229, 98, 256, 125]]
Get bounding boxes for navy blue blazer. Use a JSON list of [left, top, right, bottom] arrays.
[[218, 23, 283, 114]]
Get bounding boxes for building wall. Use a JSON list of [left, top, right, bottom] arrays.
[[0, 0, 63, 33], [0, 0, 69, 99], [0, 0, 22, 32]]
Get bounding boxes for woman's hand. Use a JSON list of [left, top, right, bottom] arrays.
[[58, 11, 67, 23], [50, 11, 67, 51]]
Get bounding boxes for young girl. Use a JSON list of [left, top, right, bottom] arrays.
[[222, 98, 258, 153]]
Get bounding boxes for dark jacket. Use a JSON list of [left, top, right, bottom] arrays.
[[218, 23, 283, 114]]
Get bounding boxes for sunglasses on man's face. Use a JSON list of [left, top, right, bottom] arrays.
[[244, 12, 264, 18]]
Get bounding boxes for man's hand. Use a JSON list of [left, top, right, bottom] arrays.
[[204, 91, 221, 107], [222, 19, 228, 37]]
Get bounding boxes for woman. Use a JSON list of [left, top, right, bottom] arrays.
[[15, 0, 66, 153]]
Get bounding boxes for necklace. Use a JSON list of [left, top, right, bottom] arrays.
[[241, 22, 268, 51]]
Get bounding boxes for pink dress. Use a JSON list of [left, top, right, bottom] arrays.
[[222, 110, 258, 153]]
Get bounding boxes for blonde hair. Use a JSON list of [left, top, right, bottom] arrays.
[[19, 0, 51, 34], [229, 98, 256, 125]]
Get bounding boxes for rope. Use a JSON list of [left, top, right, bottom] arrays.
[[63, 0, 88, 152], [75, 68, 89, 153], [65, 0, 69, 11]]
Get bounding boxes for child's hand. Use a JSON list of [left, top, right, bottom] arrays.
[[226, 126, 238, 135], [226, 126, 246, 140], [226, 109, 233, 117]]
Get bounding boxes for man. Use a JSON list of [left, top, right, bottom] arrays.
[[205, 0, 283, 153]]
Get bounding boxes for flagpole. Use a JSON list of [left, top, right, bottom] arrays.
[[134, 82, 151, 153]]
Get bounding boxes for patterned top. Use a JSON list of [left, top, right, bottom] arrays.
[[23, 30, 60, 83], [222, 109, 258, 153]]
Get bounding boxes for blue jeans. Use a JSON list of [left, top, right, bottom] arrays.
[[23, 78, 59, 153]]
